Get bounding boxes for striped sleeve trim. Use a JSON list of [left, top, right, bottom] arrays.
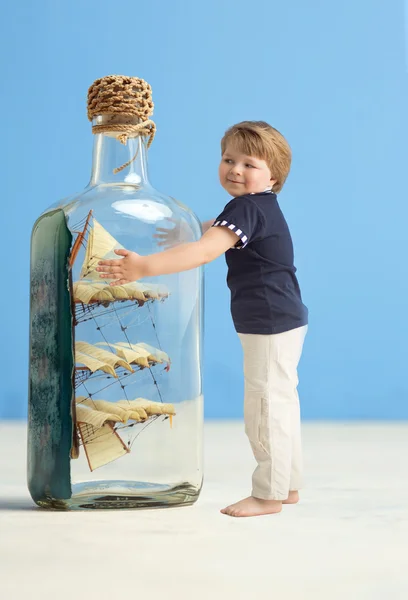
[[212, 220, 248, 249]]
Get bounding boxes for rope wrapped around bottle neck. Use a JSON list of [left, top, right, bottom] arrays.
[[91, 121, 156, 148]]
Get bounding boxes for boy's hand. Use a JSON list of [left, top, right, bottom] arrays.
[[153, 218, 190, 249], [97, 249, 146, 285]]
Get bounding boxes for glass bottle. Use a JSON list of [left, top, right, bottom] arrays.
[[28, 77, 204, 510]]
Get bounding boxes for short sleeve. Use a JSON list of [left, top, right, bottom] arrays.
[[212, 198, 265, 249]]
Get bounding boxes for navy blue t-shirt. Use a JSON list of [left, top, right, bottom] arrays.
[[212, 190, 308, 335]]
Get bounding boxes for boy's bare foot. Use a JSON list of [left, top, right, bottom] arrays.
[[220, 496, 282, 517], [282, 490, 299, 504]]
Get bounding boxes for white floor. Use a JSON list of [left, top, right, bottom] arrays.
[[1, 421, 408, 600]]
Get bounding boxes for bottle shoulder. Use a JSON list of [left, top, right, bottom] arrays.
[[45, 184, 197, 218], [37, 184, 202, 247]]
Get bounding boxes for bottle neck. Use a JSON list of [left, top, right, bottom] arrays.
[[89, 118, 150, 187]]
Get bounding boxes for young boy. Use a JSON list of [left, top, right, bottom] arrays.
[[97, 121, 308, 518]]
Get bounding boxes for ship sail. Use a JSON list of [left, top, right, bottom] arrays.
[[76, 396, 175, 424], [75, 340, 168, 375], [76, 341, 133, 375], [76, 351, 117, 378], [75, 396, 175, 471], [77, 422, 130, 472], [73, 280, 169, 305], [117, 398, 175, 421], [80, 218, 123, 280], [96, 341, 169, 368]]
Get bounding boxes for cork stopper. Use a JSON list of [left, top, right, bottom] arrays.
[[87, 75, 156, 147]]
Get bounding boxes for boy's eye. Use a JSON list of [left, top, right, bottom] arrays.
[[224, 159, 233, 164], [246, 164, 254, 168]]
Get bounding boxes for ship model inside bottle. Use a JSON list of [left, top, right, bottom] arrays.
[[28, 75, 203, 509], [70, 209, 174, 472]]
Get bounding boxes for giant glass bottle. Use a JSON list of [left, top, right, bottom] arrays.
[[28, 75, 203, 509]]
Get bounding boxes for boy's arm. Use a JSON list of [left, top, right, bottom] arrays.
[[154, 218, 215, 248], [97, 226, 239, 285]]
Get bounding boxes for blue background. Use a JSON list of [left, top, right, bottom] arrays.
[[1, 0, 408, 420]]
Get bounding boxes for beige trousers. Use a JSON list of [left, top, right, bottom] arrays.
[[238, 325, 308, 501]]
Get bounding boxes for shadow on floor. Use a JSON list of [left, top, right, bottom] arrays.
[[0, 498, 37, 511]]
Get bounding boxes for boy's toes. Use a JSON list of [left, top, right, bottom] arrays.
[[221, 505, 241, 517]]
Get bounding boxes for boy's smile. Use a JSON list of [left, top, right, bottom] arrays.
[[219, 144, 277, 196]]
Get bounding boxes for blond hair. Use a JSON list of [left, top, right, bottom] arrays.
[[221, 121, 292, 193]]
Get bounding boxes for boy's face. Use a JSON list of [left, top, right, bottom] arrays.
[[219, 144, 277, 197]]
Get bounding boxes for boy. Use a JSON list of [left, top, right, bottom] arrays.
[[97, 121, 308, 517]]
